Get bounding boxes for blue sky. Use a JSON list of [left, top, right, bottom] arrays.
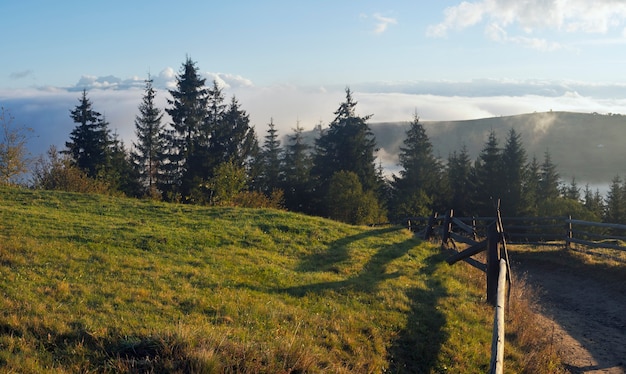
[[3, 0, 626, 164]]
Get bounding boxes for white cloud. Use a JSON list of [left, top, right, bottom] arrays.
[[428, 0, 626, 49], [205, 72, 254, 89], [372, 13, 397, 34]]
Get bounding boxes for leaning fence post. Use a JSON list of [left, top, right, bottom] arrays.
[[486, 222, 501, 306], [489, 258, 507, 374]]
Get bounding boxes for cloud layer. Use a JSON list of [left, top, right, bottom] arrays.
[[428, 0, 626, 50], [3, 72, 626, 185]]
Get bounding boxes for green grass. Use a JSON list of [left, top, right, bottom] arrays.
[[1, 186, 537, 373]]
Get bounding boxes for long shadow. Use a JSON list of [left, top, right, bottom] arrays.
[[296, 226, 401, 274], [274, 228, 449, 373], [512, 249, 626, 372], [280, 226, 413, 296], [387, 253, 449, 373]]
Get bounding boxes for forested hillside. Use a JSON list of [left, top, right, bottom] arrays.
[[372, 111, 626, 185], [5, 56, 626, 225]]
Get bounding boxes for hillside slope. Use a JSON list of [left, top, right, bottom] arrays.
[[372, 111, 626, 185], [0, 187, 548, 372]]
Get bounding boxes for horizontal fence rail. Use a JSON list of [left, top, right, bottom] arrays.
[[408, 214, 626, 254]]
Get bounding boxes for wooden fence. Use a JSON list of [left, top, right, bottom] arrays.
[[409, 212, 626, 254], [411, 208, 626, 372], [442, 207, 510, 374]]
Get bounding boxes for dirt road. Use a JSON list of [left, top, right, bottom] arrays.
[[512, 251, 626, 374]]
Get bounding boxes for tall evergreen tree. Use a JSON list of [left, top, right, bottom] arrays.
[[583, 183, 604, 220], [65, 89, 110, 178], [220, 96, 258, 169], [131, 76, 165, 196], [539, 150, 560, 202], [162, 56, 209, 200], [201, 80, 228, 178], [500, 128, 528, 216], [282, 122, 313, 212], [524, 156, 542, 216], [257, 118, 282, 194], [392, 112, 442, 218], [604, 175, 625, 224], [563, 177, 581, 201], [109, 132, 141, 197], [311, 88, 380, 216], [473, 130, 503, 216], [447, 145, 474, 217]]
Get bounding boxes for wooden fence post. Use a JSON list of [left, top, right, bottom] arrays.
[[424, 211, 437, 240], [489, 258, 507, 374], [441, 209, 453, 249], [565, 215, 572, 250], [486, 222, 501, 306]]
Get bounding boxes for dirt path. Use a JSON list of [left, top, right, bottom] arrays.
[[512, 255, 626, 374]]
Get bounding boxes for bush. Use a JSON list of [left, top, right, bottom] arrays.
[[327, 171, 386, 225], [31, 146, 113, 194]]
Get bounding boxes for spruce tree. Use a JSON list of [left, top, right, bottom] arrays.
[[220, 96, 258, 169], [524, 156, 542, 216], [282, 122, 313, 212], [563, 177, 581, 201], [501, 128, 528, 216], [539, 150, 560, 202], [473, 130, 503, 216], [132, 76, 165, 196], [311, 88, 380, 216], [392, 112, 442, 218], [109, 132, 141, 197], [447, 145, 474, 217], [257, 118, 282, 194], [65, 89, 110, 179], [203, 80, 228, 175], [604, 175, 625, 224], [163, 56, 209, 200], [583, 184, 604, 220]]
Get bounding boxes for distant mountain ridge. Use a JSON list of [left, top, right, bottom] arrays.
[[368, 111, 626, 187]]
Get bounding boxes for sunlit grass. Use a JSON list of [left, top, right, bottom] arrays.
[[0, 186, 553, 372]]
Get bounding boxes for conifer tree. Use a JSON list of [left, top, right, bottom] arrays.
[[282, 122, 313, 212], [604, 175, 625, 224], [220, 96, 258, 169], [473, 130, 503, 216], [524, 156, 542, 216], [163, 56, 209, 200], [501, 128, 528, 216], [109, 132, 141, 197], [132, 76, 165, 196], [583, 183, 604, 220], [65, 89, 110, 178], [539, 150, 560, 202], [311, 88, 380, 216], [447, 145, 474, 217], [392, 112, 442, 218], [257, 118, 282, 194], [563, 177, 581, 201]]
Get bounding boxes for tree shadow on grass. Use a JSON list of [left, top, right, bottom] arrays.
[[387, 253, 449, 373], [281, 226, 415, 295], [295, 226, 405, 275], [275, 227, 449, 373]]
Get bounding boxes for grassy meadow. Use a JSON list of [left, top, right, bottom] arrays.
[[0, 186, 555, 373]]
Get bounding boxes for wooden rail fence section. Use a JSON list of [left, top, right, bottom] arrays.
[[442, 207, 510, 373], [410, 213, 626, 253]]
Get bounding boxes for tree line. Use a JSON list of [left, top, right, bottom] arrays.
[[5, 56, 624, 225]]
